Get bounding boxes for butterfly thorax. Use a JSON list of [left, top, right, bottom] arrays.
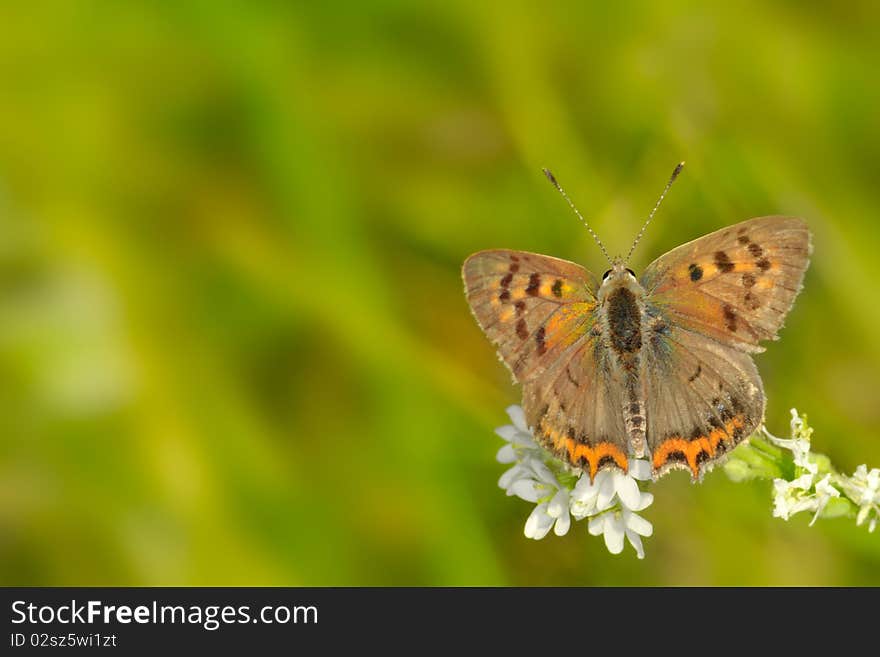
[[597, 267, 648, 457]]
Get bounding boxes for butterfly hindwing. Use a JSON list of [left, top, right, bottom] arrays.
[[640, 216, 811, 353], [463, 250, 630, 477], [642, 316, 765, 478]]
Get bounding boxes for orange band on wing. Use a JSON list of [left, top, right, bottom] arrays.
[[539, 421, 628, 480], [652, 416, 746, 477]]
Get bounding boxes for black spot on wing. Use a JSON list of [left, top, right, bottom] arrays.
[[535, 326, 547, 355], [722, 304, 737, 332], [714, 251, 735, 273], [526, 273, 541, 296], [666, 451, 687, 464], [688, 263, 703, 281]]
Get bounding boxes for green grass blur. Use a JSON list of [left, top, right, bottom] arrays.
[[1, 1, 879, 585]]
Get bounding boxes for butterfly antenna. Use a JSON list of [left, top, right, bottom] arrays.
[[542, 168, 612, 265], [625, 161, 685, 263]]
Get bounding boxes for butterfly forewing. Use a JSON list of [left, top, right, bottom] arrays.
[[640, 216, 811, 352], [462, 250, 598, 381]]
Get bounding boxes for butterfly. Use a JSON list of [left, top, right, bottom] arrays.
[[462, 164, 811, 481]]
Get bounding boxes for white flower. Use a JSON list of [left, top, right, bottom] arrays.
[[546, 488, 571, 537], [587, 493, 654, 559], [516, 463, 571, 539], [569, 459, 652, 518], [507, 457, 561, 502], [765, 409, 816, 473], [495, 404, 539, 464], [772, 474, 817, 520], [570, 474, 603, 519], [849, 464, 880, 532], [524, 502, 555, 540], [809, 474, 840, 526], [494, 406, 655, 554], [519, 484, 573, 540], [851, 464, 880, 505]]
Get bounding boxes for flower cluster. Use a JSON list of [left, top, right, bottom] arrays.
[[493, 404, 878, 562], [770, 410, 841, 526], [839, 464, 880, 533], [726, 408, 879, 532], [496, 405, 653, 558]]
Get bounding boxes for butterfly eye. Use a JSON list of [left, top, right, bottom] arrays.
[[626, 268, 635, 277], [602, 269, 612, 280]]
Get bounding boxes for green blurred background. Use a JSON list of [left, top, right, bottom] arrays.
[[2, 1, 879, 586]]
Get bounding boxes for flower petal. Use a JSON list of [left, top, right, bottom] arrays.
[[614, 473, 642, 510], [530, 459, 560, 487], [494, 424, 518, 442], [630, 491, 654, 512], [628, 459, 653, 481], [506, 405, 528, 432], [624, 510, 653, 537], [547, 489, 569, 518], [510, 479, 541, 503], [496, 443, 517, 464], [498, 465, 527, 491], [588, 515, 605, 536], [602, 516, 625, 554], [596, 472, 616, 509], [524, 503, 553, 540], [554, 512, 571, 537], [572, 475, 598, 501], [625, 529, 645, 559], [791, 474, 814, 490]]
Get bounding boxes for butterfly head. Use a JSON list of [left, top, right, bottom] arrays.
[[598, 258, 640, 299]]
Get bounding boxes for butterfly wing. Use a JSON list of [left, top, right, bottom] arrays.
[[642, 318, 765, 479], [463, 250, 629, 478], [639, 215, 811, 478], [640, 216, 812, 353]]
